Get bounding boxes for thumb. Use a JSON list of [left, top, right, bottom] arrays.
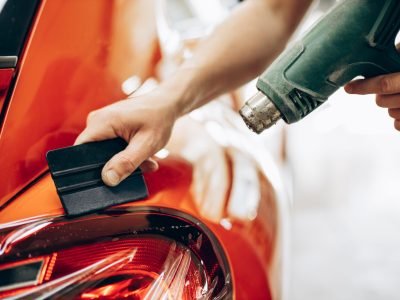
[[101, 132, 156, 186]]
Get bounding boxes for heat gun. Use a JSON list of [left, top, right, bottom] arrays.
[[240, 0, 400, 133]]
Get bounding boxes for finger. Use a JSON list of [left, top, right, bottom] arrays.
[[139, 158, 159, 173], [376, 94, 400, 109], [101, 132, 156, 186], [388, 108, 400, 119], [394, 120, 400, 131], [345, 73, 400, 95]]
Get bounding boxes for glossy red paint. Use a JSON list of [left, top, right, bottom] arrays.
[[0, 1, 285, 299], [0, 145, 278, 299], [0, 0, 158, 206]]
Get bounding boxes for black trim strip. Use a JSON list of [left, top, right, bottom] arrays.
[[0, 0, 40, 57], [0, 56, 17, 68]]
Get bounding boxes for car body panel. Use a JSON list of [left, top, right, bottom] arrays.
[[0, 107, 284, 299], [0, 1, 287, 299], [0, 0, 159, 206]]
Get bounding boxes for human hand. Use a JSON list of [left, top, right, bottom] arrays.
[[345, 73, 400, 131], [75, 91, 179, 186]]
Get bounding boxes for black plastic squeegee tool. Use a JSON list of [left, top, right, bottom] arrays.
[[46, 138, 148, 217]]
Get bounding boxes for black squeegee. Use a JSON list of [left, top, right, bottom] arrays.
[[46, 138, 148, 217]]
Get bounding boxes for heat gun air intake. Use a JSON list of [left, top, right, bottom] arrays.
[[240, 0, 400, 133]]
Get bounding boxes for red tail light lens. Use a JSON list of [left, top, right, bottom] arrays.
[[0, 68, 14, 113], [0, 208, 231, 299]]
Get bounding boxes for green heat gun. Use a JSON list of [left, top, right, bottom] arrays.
[[240, 0, 400, 133]]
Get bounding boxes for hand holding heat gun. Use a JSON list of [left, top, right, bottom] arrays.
[[240, 0, 400, 133]]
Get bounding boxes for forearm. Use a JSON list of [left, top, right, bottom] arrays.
[[78, 0, 313, 185], [159, 0, 312, 116]]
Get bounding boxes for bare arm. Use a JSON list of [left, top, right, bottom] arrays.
[[160, 0, 313, 115], [76, 0, 312, 186]]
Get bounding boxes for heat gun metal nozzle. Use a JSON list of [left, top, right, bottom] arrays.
[[239, 92, 282, 134]]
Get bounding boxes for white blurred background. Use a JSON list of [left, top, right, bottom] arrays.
[[289, 89, 400, 300], [287, 2, 400, 300], [159, 0, 400, 299]]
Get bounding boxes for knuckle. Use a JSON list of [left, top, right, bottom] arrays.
[[143, 138, 156, 152], [89, 109, 111, 123], [106, 110, 121, 125], [117, 155, 136, 173], [147, 132, 163, 150], [87, 111, 98, 123], [379, 76, 391, 93]]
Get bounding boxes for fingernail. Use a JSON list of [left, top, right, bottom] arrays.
[[104, 170, 120, 186]]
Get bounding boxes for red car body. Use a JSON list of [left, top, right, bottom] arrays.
[[0, 1, 287, 299]]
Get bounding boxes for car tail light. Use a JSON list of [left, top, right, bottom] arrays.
[[0, 68, 14, 113], [0, 208, 231, 299]]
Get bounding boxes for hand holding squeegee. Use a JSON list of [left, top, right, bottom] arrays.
[[46, 138, 148, 217]]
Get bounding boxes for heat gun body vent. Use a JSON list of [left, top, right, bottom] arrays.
[[288, 89, 321, 118], [371, 2, 400, 48]]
